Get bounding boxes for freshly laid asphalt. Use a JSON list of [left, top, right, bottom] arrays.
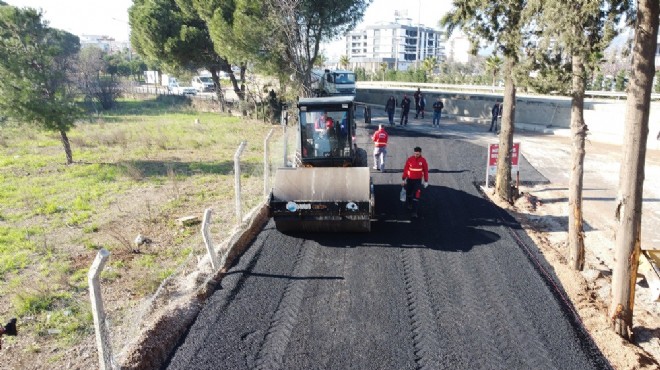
[[164, 109, 619, 369]]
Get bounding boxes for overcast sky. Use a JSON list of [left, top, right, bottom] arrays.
[[4, 0, 453, 59], [5, 0, 134, 40]]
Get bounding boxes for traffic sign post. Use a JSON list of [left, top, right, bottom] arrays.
[[486, 142, 520, 189]]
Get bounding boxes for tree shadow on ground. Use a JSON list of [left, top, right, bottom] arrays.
[[107, 159, 261, 178], [80, 96, 198, 123]]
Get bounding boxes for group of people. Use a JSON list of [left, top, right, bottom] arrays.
[[370, 95, 506, 217], [371, 124, 429, 218], [385, 88, 504, 132], [384, 88, 444, 127]]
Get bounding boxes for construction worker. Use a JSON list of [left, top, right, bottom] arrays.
[[372, 124, 389, 171], [401, 146, 429, 218]]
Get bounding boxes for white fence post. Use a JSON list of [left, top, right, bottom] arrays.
[[201, 208, 220, 270], [88, 248, 114, 370], [264, 129, 275, 198], [281, 110, 289, 167], [234, 141, 248, 223]]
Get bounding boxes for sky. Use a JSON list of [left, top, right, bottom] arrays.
[[5, 0, 134, 41], [4, 0, 453, 56]]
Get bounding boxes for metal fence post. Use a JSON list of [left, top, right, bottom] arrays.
[[234, 141, 248, 223], [88, 248, 114, 370], [281, 109, 288, 167], [264, 129, 275, 198]]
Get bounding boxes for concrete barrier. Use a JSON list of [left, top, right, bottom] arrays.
[[357, 86, 660, 148]]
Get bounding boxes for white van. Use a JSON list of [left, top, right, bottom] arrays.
[[192, 76, 215, 92]]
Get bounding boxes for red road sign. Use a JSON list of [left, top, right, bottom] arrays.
[[487, 142, 520, 176]]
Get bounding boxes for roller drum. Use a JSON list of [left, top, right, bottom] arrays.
[[269, 167, 373, 232]]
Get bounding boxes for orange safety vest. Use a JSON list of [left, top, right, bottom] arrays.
[[372, 129, 388, 147]]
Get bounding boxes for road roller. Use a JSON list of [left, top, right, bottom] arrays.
[[268, 96, 374, 232]]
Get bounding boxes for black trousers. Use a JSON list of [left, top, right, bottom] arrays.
[[489, 116, 499, 131], [405, 179, 423, 211], [400, 110, 409, 125]]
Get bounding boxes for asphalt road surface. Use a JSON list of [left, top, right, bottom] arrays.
[[165, 121, 612, 370]]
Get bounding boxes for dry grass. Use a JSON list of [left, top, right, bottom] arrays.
[[0, 96, 286, 369]]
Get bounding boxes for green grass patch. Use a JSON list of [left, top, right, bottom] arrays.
[[0, 226, 38, 277], [12, 290, 72, 316], [0, 95, 283, 360]]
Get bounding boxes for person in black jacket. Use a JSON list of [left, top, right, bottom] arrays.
[[489, 102, 502, 132], [418, 93, 426, 119], [432, 97, 444, 127], [385, 96, 396, 125], [400, 94, 411, 126]]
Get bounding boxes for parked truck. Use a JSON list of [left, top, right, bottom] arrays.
[[311, 69, 357, 97]]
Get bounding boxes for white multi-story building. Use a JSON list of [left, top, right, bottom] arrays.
[[444, 30, 472, 64], [345, 13, 445, 72], [80, 34, 130, 55], [656, 34, 659, 69]]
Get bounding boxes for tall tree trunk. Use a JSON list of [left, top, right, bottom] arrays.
[[495, 58, 516, 203], [209, 67, 227, 113], [609, 0, 658, 341], [60, 129, 73, 165], [568, 53, 587, 270]]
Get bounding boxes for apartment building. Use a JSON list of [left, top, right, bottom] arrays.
[[656, 34, 659, 68], [80, 34, 130, 55], [345, 14, 445, 72]]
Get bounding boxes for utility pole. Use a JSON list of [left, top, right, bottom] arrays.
[[111, 17, 132, 61], [416, 0, 421, 70]]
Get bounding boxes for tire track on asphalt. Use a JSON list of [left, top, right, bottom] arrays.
[[429, 138, 603, 369], [419, 249, 472, 368], [475, 242, 559, 369], [422, 152, 536, 369], [401, 246, 444, 370], [434, 176, 555, 368], [254, 240, 317, 370], [500, 223, 612, 369]]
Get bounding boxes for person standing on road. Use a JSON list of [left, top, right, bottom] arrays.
[[400, 94, 411, 125], [401, 146, 429, 218], [385, 96, 396, 125], [338, 112, 349, 150], [418, 93, 426, 119], [413, 88, 421, 118], [432, 97, 444, 127], [489, 102, 502, 132], [372, 124, 389, 171]]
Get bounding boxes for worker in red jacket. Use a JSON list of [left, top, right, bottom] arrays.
[[401, 146, 429, 218], [372, 124, 389, 171]]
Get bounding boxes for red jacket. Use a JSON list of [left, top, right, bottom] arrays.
[[372, 128, 388, 147], [402, 155, 429, 181]]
